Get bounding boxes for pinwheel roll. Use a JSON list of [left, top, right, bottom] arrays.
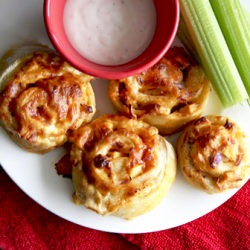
[[177, 116, 250, 193], [69, 114, 177, 219], [0, 45, 96, 153], [109, 47, 210, 135]]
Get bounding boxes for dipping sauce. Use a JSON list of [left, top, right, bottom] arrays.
[[63, 0, 157, 65]]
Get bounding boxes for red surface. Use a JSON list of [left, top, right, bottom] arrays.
[[0, 166, 249, 250], [43, 0, 179, 79]]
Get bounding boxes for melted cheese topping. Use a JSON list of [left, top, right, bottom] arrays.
[[0, 50, 96, 153], [109, 47, 210, 135], [69, 114, 176, 219], [177, 116, 250, 193]]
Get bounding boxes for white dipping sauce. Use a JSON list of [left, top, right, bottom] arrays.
[[63, 0, 157, 65]]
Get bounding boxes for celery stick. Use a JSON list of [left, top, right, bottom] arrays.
[[177, 15, 199, 60], [178, 0, 248, 107], [210, 0, 250, 97]]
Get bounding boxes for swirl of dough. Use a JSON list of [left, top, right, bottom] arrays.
[[69, 114, 176, 219], [177, 116, 250, 193], [109, 47, 210, 135], [0, 45, 96, 153]]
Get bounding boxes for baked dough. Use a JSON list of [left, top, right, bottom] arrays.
[[109, 47, 210, 135], [69, 114, 177, 219], [0, 45, 96, 153], [177, 115, 250, 193]]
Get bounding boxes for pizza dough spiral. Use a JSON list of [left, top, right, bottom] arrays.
[[69, 114, 176, 219], [109, 47, 210, 135], [0, 45, 96, 153], [177, 116, 250, 193]]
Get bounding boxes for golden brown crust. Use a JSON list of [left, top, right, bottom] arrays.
[[109, 47, 210, 135], [177, 115, 250, 193], [69, 114, 176, 219], [0, 46, 96, 153]]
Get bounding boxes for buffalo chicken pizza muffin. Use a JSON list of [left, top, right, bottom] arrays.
[[177, 116, 250, 193], [109, 47, 210, 135], [69, 114, 177, 219], [0, 45, 96, 153]]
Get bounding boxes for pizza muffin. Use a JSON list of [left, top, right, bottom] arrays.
[[177, 115, 250, 193], [109, 47, 210, 135], [69, 114, 176, 219], [0, 45, 96, 153]]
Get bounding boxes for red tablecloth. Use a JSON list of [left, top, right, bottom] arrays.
[[0, 166, 249, 250]]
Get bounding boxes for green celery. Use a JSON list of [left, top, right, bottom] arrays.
[[177, 15, 198, 60], [210, 0, 250, 97], [178, 0, 248, 107]]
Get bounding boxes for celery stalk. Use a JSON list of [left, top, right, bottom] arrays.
[[178, 0, 248, 107], [210, 0, 250, 97], [177, 15, 198, 60]]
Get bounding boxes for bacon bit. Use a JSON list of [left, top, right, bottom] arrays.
[[27, 83, 37, 88], [118, 81, 128, 105], [194, 117, 208, 125], [33, 52, 64, 71], [55, 154, 72, 178], [25, 130, 38, 143], [99, 127, 111, 137], [209, 152, 222, 168], [197, 134, 210, 148], [9, 99, 17, 117], [142, 148, 153, 162], [224, 119, 233, 129], [111, 141, 123, 151], [93, 154, 110, 168], [126, 188, 138, 196], [84, 105, 93, 113], [165, 47, 195, 69], [170, 103, 187, 113], [84, 136, 95, 151], [141, 103, 160, 113], [119, 81, 126, 92]]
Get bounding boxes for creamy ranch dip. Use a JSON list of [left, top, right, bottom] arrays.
[[63, 0, 157, 65]]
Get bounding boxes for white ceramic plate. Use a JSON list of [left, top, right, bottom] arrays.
[[0, 0, 249, 233]]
